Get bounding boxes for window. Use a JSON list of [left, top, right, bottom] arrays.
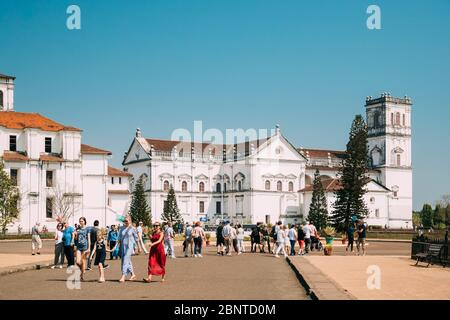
[[391, 113, 394, 125], [10, 169, 18, 186], [216, 201, 221, 214], [396, 154, 401, 166], [46, 198, 54, 218], [199, 201, 205, 213], [395, 112, 401, 125], [238, 180, 242, 191], [181, 181, 187, 192], [375, 209, 380, 218], [163, 180, 169, 191], [119, 177, 122, 184], [265, 180, 271, 190], [45, 137, 52, 153], [0, 90, 3, 108], [46, 171, 54, 187], [216, 183, 221, 193], [224, 183, 227, 192], [199, 182, 205, 192], [402, 114, 406, 126], [277, 181, 282, 192], [111, 177, 115, 184], [288, 181, 294, 192], [370, 197, 375, 204], [107, 197, 111, 206], [9, 135, 17, 151]]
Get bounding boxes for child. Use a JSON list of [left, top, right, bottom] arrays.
[[90, 230, 115, 283]]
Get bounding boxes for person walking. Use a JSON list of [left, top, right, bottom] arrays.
[[164, 222, 176, 258], [288, 224, 297, 256], [144, 222, 166, 283], [261, 225, 270, 253], [230, 224, 238, 254], [271, 221, 282, 254], [216, 222, 225, 256], [309, 222, 318, 251], [303, 223, 311, 254], [184, 222, 194, 257], [346, 222, 356, 254], [236, 224, 245, 254], [31, 222, 42, 255], [274, 224, 288, 258], [222, 221, 232, 256], [356, 220, 367, 256], [297, 224, 305, 255], [62, 221, 75, 267], [51, 223, 65, 269], [75, 217, 91, 281], [118, 215, 142, 283], [87, 220, 100, 270], [284, 225, 291, 254], [137, 221, 148, 254], [107, 225, 119, 260], [192, 222, 206, 258], [250, 227, 261, 253], [90, 230, 115, 283]]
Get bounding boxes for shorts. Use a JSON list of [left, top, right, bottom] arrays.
[[297, 240, 305, 248]]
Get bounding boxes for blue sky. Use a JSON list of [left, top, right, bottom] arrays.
[[1, 0, 449, 209]]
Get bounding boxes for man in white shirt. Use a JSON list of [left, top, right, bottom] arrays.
[[222, 221, 232, 255], [303, 223, 311, 253], [164, 222, 176, 258], [184, 222, 194, 257]]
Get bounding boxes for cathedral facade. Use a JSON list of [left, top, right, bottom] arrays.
[[122, 94, 413, 228]]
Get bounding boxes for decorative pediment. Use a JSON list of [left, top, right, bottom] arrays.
[[274, 173, 285, 179], [286, 174, 297, 179], [178, 173, 192, 180], [234, 172, 245, 180], [159, 172, 174, 179], [262, 173, 274, 179], [393, 147, 404, 154], [371, 145, 382, 154], [213, 174, 222, 180], [195, 174, 209, 180]]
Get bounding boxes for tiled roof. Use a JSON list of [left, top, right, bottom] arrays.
[[2, 151, 29, 162], [0, 73, 15, 80], [297, 148, 346, 159], [108, 190, 130, 195], [144, 137, 269, 156], [108, 166, 131, 177], [40, 154, 64, 162], [299, 178, 343, 192], [81, 144, 112, 155], [0, 112, 81, 132]]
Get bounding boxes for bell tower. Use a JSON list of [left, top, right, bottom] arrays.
[[365, 93, 413, 228], [0, 73, 15, 111]]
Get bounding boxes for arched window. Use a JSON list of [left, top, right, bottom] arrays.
[[391, 113, 394, 125], [163, 180, 170, 191], [0, 90, 3, 108], [396, 154, 401, 166], [216, 183, 221, 193], [277, 181, 282, 192], [288, 181, 294, 192], [223, 183, 227, 192], [265, 180, 271, 190], [402, 114, 406, 126], [238, 181, 242, 191], [181, 181, 187, 192], [199, 182, 205, 192], [395, 112, 401, 125]]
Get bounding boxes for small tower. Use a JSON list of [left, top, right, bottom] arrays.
[[365, 93, 412, 228], [0, 73, 15, 111]]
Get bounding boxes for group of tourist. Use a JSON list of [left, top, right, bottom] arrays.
[[31, 215, 167, 283]]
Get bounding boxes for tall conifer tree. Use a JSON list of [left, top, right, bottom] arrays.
[[161, 186, 183, 225], [129, 175, 152, 227], [308, 169, 329, 230]]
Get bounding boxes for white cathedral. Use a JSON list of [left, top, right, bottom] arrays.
[[1, 72, 413, 232], [122, 95, 413, 229]]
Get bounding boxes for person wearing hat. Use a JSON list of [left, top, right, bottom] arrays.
[[31, 222, 42, 255]]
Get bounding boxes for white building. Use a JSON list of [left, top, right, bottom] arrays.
[[122, 95, 413, 229], [0, 73, 131, 233]]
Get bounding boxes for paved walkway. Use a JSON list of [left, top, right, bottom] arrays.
[[0, 246, 308, 300], [290, 255, 450, 300]]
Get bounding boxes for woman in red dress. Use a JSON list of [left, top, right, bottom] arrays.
[[143, 222, 166, 283]]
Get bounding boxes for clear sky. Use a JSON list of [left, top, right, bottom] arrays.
[[1, 0, 449, 210]]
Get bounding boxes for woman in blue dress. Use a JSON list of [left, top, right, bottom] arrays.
[[118, 215, 142, 283]]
